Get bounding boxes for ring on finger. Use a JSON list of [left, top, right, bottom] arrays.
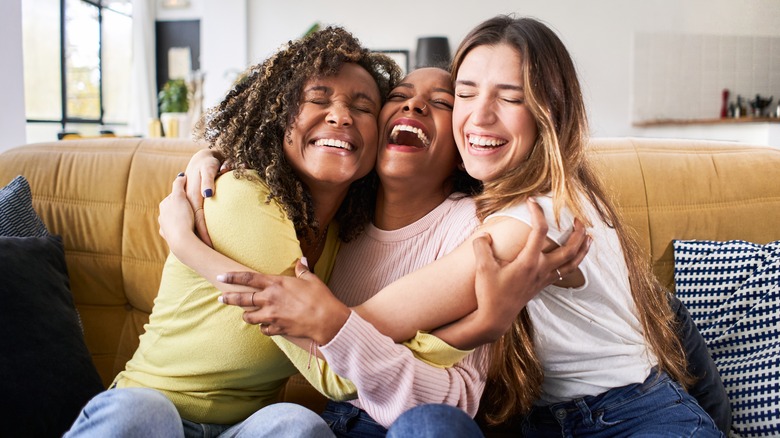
[[251, 291, 256, 306], [555, 268, 564, 281], [296, 269, 308, 279]]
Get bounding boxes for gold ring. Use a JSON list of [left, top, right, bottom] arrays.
[[296, 269, 308, 279], [251, 291, 256, 306], [555, 269, 563, 281]]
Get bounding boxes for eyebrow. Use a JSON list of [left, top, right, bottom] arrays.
[[396, 82, 455, 96], [455, 79, 524, 92]]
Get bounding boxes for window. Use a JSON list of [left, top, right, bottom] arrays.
[[22, 0, 132, 140]]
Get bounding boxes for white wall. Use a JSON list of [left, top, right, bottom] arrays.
[[0, 0, 27, 152], [242, 0, 780, 140]]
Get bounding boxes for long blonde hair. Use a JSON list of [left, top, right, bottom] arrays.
[[451, 15, 693, 424]]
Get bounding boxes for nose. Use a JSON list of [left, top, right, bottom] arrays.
[[402, 98, 428, 115], [326, 102, 353, 126], [470, 97, 495, 126]]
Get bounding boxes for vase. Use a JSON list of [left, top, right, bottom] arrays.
[[159, 112, 190, 139]]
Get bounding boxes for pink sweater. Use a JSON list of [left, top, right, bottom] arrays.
[[321, 194, 490, 428]]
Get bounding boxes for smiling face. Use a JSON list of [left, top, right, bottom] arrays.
[[452, 43, 539, 183], [376, 67, 457, 189], [284, 63, 381, 192]]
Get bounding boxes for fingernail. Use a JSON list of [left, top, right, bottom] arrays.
[[216, 274, 226, 282], [301, 257, 309, 268], [203, 188, 213, 198], [217, 295, 224, 304], [528, 197, 537, 204], [177, 172, 185, 177]]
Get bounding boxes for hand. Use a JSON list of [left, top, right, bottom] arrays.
[[184, 148, 224, 247], [218, 260, 351, 345], [158, 173, 197, 249], [471, 198, 590, 338]]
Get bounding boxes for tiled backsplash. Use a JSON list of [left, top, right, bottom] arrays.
[[633, 33, 780, 122]]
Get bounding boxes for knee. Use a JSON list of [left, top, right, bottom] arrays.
[[389, 404, 483, 438], [239, 403, 331, 436], [101, 388, 178, 418], [66, 388, 182, 437]]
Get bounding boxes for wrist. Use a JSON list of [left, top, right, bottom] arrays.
[[313, 303, 351, 346]]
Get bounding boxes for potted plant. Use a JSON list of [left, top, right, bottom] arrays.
[[158, 79, 190, 138]]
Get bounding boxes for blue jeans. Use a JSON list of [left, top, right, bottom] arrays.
[[321, 401, 387, 437], [65, 388, 333, 438], [521, 369, 725, 437], [387, 404, 484, 437], [64, 388, 184, 437]]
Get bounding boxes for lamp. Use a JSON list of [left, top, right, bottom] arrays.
[[415, 37, 451, 69]]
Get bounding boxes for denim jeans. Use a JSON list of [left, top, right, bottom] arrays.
[[387, 404, 485, 438], [521, 369, 725, 437], [321, 401, 388, 438], [64, 387, 185, 437], [65, 388, 333, 438]]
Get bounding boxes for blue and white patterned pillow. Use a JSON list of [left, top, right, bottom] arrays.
[[0, 175, 49, 237], [674, 239, 780, 438]]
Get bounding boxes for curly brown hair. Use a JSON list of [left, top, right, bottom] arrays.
[[195, 26, 402, 243]]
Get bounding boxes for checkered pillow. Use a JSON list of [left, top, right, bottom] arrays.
[[674, 240, 780, 438], [0, 175, 48, 237]]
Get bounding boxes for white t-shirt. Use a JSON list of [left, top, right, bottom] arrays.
[[487, 194, 657, 404]]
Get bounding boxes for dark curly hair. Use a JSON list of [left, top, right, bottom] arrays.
[[195, 26, 402, 243]]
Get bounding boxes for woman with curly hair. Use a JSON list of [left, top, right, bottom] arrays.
[[64, 26, 401, 437]]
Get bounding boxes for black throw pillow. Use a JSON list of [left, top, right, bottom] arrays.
[[0, 235, 104, 437]]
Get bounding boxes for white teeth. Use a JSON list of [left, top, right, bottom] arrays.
[[468, 134, 505, 148], [315, 138, 354, 151], [390, 124, 430, 147]]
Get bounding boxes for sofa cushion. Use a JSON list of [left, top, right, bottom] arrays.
[[0, 175, 48, 237], [0, 235, 104, 437], [674, 239, 780, 437]]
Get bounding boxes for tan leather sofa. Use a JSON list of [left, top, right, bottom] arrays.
[[1, 137, 779, 413]]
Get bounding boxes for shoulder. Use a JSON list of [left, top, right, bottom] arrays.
[[205, 170, 292, 229]]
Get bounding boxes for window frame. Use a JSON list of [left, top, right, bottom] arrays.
[[25, 0, 131, 133]]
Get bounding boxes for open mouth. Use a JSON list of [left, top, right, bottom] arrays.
[[389, 124, 431, 148], [467, 134, 507, 150], [314, 138, 355, 151]]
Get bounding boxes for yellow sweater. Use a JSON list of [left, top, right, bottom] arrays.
[[114, 171, 339, 424]]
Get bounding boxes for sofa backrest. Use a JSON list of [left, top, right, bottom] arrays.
[[1, 137, 779, 387], [588, 138, 780, 290], [0, 138, 202, 386]]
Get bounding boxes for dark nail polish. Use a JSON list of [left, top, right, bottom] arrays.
[[203, 188, 213, 198], [177, 172, 185, 177]]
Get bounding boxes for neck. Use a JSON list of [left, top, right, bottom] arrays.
[[300, 186, 349, 264], [373, 180, 452, 231]]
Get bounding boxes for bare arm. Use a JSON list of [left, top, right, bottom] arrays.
[[351, 199, 587, 344], [431, 199, 588, 349]]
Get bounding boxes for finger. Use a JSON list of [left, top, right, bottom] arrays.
[[220, 291, 260, 307], [522, 198, 549, 256], [557, 234, 591, 276], [545, 221, 587, 274], [472, 232, 498, 272], [217, 271, 273, 288], [294, 258, 309, 279], [171, 172, 186, 194]]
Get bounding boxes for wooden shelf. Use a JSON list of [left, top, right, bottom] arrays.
[[634, 117, 780, 127]]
